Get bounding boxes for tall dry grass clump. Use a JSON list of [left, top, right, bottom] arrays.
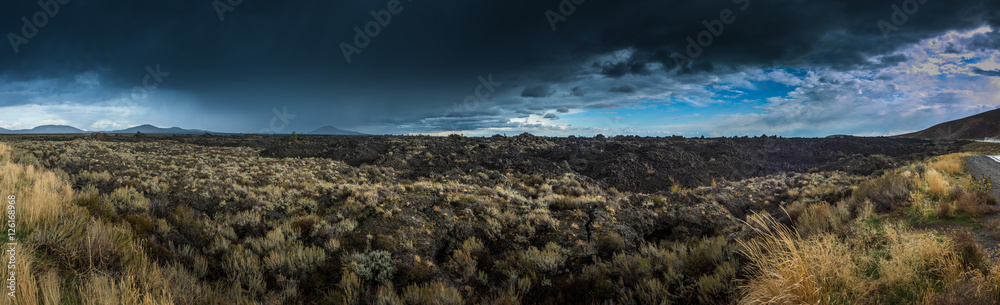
[[793, 202, 849, 237], [925, 169, 950, 199], [928, 153, 972, 176], [0, 143, 72, 228], [0, 244, 40, 305], [739, 212, 859, 304], [38, 269, 60, 305], [740, 210, 989, 304], [876, 225, 963, 290]]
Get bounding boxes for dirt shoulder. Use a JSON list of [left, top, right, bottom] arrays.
[[963, 155, 1000, 260]]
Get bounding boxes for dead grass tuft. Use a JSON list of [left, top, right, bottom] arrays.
[[926, 169, 950, 199], [928, 153, 972, 176]]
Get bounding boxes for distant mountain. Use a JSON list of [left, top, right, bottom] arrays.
[[0, 123, 367, 136], [108, 124, 210, 135], [826, 135, 857, 139], [0, 125, 87, 134], [306, 126, 367, 136], [896, 108, 1000, 140]]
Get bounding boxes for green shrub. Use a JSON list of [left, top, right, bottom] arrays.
[[850, 172, 914, 213], [445, 237, 485, 280], [102, 186, 150, 214], [598, 231, 626, 253], [223, 245, 266, 296], [11, 149, 43, 168], [348, 250, 396, 284], [76, 185, 116, 220], [523, 242, 566, 273], [696, 261, 737, 303], [123, 214, 154, 235]]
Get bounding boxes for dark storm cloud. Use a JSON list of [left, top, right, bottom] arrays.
[[0, 0, 997, 132], [972, 68, 1000, 77], [521, 85, 556, 98], [966, 30, 1000, 50], [609, 85, 637, 93], [515, 108, 538, 115], [595, 60, 652, 78]]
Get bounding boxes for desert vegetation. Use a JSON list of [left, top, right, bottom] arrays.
[[0, 134, 997, 304], [741, 152, 1000, 304]]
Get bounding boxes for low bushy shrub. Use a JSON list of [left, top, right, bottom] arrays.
[[850, 172, 914, 213], [102, 186, 150, 214], [402, 281, 463, 305], [348, 250, 396, 284]]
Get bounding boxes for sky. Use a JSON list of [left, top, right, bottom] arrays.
[[1, 0, 999, 137]]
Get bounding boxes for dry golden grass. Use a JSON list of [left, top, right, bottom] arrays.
[[739, 212, 861, 304], [928, 153, 973, 176], [38, 269, 60, 305], [79, 272, 116, 305], [76, 264, 175, 305], [793, 202, 849, 237], [926, 169, 950, 199], [739, 211, 983, 305], [0, 244, 39, 305], [878, 225, 962, 288], [0, 143, 72, 228]]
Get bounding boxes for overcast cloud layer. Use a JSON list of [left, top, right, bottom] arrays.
[[1, 0, 999, 136]]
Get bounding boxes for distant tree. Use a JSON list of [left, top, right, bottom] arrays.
[[290, 131, 300, 142]]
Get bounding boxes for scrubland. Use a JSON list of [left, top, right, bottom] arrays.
[[0, 135, 997, 304]]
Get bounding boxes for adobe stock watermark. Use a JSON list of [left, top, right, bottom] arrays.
[[7, 0, 71, 55], [5, 195, 16, 299], [450, 74, 502, 115], [599, 115, 626, 137], [545, 0, 588, 31], [340, 0, 412, 64], [671, 0, 751, 68], [877, 0, 928, 39], [258, 106, 296, 134], [214, 0, 245, 22], [131, 64, 170, 100]]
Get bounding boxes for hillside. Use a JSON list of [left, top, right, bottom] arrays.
[[108, 124, 209, 135], [897, 108, 1000, 140], [307, 126, 367, 135], [0, 125, 87, 134]]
